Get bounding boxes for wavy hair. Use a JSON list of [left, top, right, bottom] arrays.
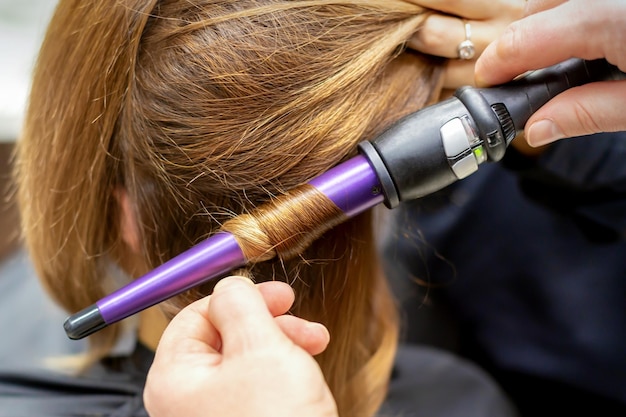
[[16, 1, 444, 415]]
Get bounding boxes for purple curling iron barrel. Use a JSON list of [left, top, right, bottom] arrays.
[[64, 58, 625, 339]]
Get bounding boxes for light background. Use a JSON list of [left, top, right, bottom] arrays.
[[0, 0, 57, 142]]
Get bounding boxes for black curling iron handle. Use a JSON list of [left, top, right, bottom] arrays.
[[456, 58, 626, 162], [358, 58, 625, 207]]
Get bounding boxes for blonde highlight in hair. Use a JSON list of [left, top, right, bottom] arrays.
[[17, 1, 444, 415]]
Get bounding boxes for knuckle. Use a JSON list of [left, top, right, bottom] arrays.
[[570, 100, 602, 135], [416, 18, 453, 52], [497, 22, 525, 60]]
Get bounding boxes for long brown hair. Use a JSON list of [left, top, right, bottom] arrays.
[[16, 1, 444, 415]]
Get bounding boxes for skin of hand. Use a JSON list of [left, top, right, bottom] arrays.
[[475, 0, 626, 147], [402, 0, 526, 89], [143, 276, 338, 417]]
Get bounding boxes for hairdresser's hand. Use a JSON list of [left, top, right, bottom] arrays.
[[403, 0, 525, 89], [144, 276, 338, 417], [476, 0, 626, 147]]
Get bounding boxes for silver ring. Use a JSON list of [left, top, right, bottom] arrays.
[[457, 20, 475, 60]]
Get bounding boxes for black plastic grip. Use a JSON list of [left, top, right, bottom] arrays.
[[358, 97, 471, 207], [359, 59, 625, 208], [457, 58, 625, 162]]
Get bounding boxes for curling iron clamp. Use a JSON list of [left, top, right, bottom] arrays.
[[65, 58, 626, 340]]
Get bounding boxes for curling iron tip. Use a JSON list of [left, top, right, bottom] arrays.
[[64, 304, 107, 340]]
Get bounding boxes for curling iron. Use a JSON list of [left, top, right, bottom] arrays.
[[64, 58, 626, 340]]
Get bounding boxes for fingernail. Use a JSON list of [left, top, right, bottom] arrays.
[[215, 275, 254, 291], [527, 120, 565, 147], [306, 322, 328, 333]]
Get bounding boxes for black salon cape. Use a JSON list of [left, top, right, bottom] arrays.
[[0, 343, 152, 417], [0, 343, 518, 417]]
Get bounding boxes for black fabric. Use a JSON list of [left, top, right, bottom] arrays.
[[0, 343, 153, 417], [381, 132, 626, 415], [501, 135, 626, 242], [380, 345, 518, 417], [0, 343, 518, 417]]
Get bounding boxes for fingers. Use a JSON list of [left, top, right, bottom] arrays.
[[476, 6, 578, 84], [407, 15, 492, 59], [157, 278, 296, 358], [257, 281, 331, 356], [208, 276, 290, 356], [274, 315, 330, 356], [155, 295, 221, 361], [209, 277, 331, 357], [475, 1, 618, 86], [256, 280, 296, 317], [405, 0, 525, 88], [525, 81, 626, 147], [156, 276, 330, 364]]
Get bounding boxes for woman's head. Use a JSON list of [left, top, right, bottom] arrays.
[[17, 1, 443, 415]]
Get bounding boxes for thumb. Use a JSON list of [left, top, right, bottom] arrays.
[[208, 276, 290, 356], [525, 81, 626, 147]]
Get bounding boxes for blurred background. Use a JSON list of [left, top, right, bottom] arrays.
[[0, 0, 57, 252], [0, 0, 87, 366]]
